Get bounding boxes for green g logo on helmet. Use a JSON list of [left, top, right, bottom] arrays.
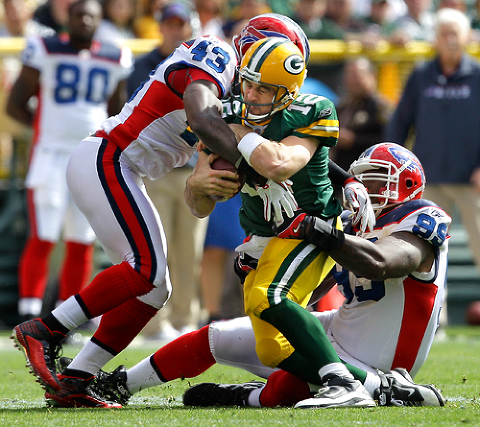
[[284, 54, 304, 75]]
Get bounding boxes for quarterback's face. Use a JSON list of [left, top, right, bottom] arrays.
[[241, 79, 277, 115]]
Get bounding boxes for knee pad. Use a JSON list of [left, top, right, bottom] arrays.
[[245, 286, 270, 317], [255, 337, 288, 368]]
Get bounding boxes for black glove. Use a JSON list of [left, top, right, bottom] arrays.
[[233, 252, 258, 284]]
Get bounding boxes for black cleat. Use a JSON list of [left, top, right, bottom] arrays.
[[183, 381, 265, 407]]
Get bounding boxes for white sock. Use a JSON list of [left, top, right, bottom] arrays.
[[247, 385, 265, 407], [18, 298, 42, 316], [319, 363, 354, 382], [67, 340, 114, 375], [52, 296, 89, 330], [126, 355, 165, 394], [363, 372, 381, 397]]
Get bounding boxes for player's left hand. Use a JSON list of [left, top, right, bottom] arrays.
[[233, 252, 258, 283], [256, 179, 298, 225], [343, 177, 375, 233], [272, 209, 309, 239]]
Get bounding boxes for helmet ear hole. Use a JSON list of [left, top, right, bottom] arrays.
[[405, 178, 414, 189]]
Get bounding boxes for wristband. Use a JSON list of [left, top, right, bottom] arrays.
[[237, 133, 268, 165], [305, 216, 345, 251], [343, 176, 358, 186]]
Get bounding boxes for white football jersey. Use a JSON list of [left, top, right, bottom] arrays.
[[329, 199, 451, 377], [23, 36, 132, 152], [99, 35, 237, 180]]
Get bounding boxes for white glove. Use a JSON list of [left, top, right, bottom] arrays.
[[256, 179, 298, 225], [344, 177, 376, 233]]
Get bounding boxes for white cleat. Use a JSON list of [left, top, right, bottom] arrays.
[[375, 368, 445, 407], [295, 376, 376, 409]]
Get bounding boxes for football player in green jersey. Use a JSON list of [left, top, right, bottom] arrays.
[[184, 37, 375, 406]]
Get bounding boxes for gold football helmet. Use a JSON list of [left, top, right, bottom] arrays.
[[237, 37, 306, 124]]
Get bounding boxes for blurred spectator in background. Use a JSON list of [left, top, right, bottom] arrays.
[[353, 0, 396, 49], [436, 0, 468, 13], [126, 1, 205, 341], [292, 0, 345, 40], [385, 8, 480, 324], [0, 0, 55, 37], [133, 0, 165, 39], [351, 0, 406, 21], [6, 0, 132, 321], [388, 0, 435, 46], [469, 0, 480, 40], [265, 0, 296, 17], [331, 57, 392, 171], [193, 0, 227, 39], [324, 0, 369, 38], [32, 0, 75, 37], [95, 0, 136, 41], [222, 0, 270, 41]]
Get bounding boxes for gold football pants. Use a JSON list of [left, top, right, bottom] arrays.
[[243, 217, 341, 367]]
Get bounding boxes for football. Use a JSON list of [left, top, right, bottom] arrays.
[[466, 300, 480, 326], [211, 157, 238, 174], [210, 157, 245, 202]]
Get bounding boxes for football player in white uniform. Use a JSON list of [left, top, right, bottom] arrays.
[[10, 24, 251, 408], [89, 143, 448, 409], [6, 0, 132, 320]]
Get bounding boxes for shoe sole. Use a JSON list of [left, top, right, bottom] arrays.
[[45, 392, 122, 408], [295, 395, 376, 409], [11, 326, 61, 392]]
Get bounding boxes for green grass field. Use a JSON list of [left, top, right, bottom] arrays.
[[1, 326, 479, 426]]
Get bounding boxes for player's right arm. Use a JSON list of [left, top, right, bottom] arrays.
[[6, 65, 40, 127], [183, 79, 240, 165]]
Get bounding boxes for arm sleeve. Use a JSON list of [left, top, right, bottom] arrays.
[[328, 159, 352, 186]]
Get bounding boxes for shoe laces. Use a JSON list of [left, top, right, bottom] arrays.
[[44, 340, 64, 373]]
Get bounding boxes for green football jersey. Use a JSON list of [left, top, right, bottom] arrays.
[[222, 93, 342, 237]]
